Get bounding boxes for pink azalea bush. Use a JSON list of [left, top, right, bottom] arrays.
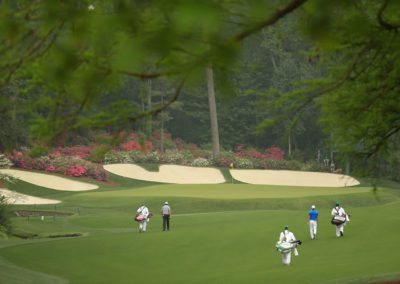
[[121, 141, 142, 151], [234, 144, 285, 160], [8, 151, 108, 181], [50, 146, 92, 159], [65, 165, 88, 177]]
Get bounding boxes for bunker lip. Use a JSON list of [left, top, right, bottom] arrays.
[[0, 169, 98, 191], [104, 164, 226, 184], [230, 169, 360, 187], [0, 188, 61, 205], [104, 163, 359, 187]]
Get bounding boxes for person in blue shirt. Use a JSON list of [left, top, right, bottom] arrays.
[[308, 205, 319, 240]]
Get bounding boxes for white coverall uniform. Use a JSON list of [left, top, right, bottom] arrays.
[[278, 230, 297, 265], [137, 205, 150, 232], [331, 206, 350, 237]]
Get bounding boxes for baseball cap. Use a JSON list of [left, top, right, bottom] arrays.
[[311, 205, 316, 209], [164, 201, 168, 205]]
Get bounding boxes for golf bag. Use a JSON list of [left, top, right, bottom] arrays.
[[134, 212, 153, 222], [331, 215, 346, 225], [134, 214, 146, 222], [275, 240, 302, 254]]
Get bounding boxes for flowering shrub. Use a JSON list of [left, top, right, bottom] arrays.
[[45, 165, 57, 172], [180, 150, 194, 165], [127, 151, 147, 163], [191, 158, 210, 167], [175, 138, 184, 151], [264, 146, 285, 160], [300, 161, 327, 172], [143, 141, 154, 153], [143, 151, 159, 163], [234, 145, 285, 161], [215, 157, 233, 167], [0, 172, 18, 184], [65, 165, 88, 177], [0, 154, 13, 169], [213, 151, 235, 167], [8, 151, 108, 181], [51, 146, 92, 159], [234, 157, 253, 169], [253, 159, 302, 170], [104, 151, 121, 164], [160, 150, 184, 164], [8, 151, 35, 169], [121, 141, 142, 151]]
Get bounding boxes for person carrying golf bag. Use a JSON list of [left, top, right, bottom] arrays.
[[331, 202, 350, 237], [276, 225, 301, 266]]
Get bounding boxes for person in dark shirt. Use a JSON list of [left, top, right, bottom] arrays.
[[161, 201, 171, 231]]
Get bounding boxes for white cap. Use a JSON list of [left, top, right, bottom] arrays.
[[311, 205, 316, 209], [164, 201, 168, 205]]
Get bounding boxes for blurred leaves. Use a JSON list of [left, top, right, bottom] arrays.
[[1, 0, 399, 157]]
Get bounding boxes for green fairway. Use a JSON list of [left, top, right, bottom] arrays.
[[1, 176, 400, 284], [76, 183, 371, 199]]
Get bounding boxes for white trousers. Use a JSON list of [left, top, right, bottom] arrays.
[[335, 223, 344, 237], [282, 252, 291, 265], [309, 220, 317, 239], [139, 220, 148, 232]]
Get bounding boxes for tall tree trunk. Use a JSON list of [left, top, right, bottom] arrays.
[[146, 79, 152, 139], [206, 66, 220, 158], [160, 93, 164, 153]]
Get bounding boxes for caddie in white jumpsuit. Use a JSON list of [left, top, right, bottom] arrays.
[[278, 225, 298, 265], [331, 202, 350, 237], [137, 204, 150, 233]]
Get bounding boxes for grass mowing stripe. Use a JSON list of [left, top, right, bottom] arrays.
[[76, 184, 372, 199], [0, 257, 68, 284]]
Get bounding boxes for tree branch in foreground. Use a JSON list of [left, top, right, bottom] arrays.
[[377, 0, 400, 31], [233, 0, 308, 41]]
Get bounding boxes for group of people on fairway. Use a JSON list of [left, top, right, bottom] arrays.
[[276, 202, 350, 266], [135, 200, 349, 266], [135, 201, 171, 233]]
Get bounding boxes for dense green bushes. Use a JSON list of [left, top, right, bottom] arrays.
[[104, 149, 331, 172]]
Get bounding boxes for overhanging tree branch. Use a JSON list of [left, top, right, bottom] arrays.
[[377, 0, 400, 31], [367, 122, 400, 158], [233, 0, 308, 41]]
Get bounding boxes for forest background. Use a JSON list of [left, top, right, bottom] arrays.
[[0, 0, 400, 181]]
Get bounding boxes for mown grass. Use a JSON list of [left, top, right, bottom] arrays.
[[0, 173, 399, 284]]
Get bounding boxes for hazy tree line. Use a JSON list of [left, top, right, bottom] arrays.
[[0, 0, 400, 179]]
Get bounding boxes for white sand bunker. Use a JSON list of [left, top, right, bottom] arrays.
[[104, 164, 226, 184], [230, 169, 360, 187], [0, 169, 98, 191], [0, 188, 60, 205]]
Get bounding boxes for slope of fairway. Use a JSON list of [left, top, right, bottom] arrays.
[[1, 202, 400, 284], [84, 183, 370, 200]]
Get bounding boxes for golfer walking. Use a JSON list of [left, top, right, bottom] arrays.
[[161, 201, 171, 231], [278, 225, 298, 266], [331, 202, 349, 237], [136, 204, 150, 233], [308, 205, 318, 240]]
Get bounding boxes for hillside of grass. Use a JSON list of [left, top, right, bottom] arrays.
[[0, 174, 399, 284]]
